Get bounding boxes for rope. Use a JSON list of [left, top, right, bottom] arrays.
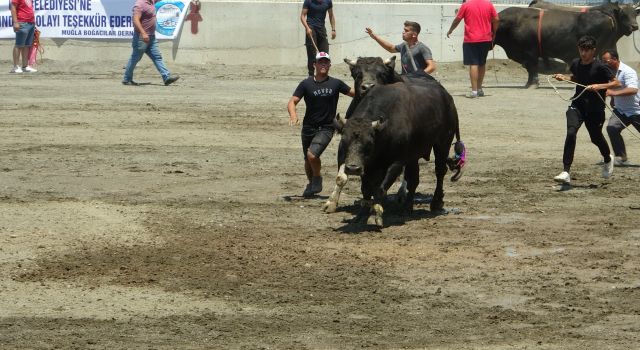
[[307, 32, 320, 55], [547, 75, 640, 141]]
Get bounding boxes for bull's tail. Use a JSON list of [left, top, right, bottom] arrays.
[[446, 121, 465, 182]]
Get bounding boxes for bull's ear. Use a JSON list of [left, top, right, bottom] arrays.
[[344, 58, 357, 68], [371, 116, 386, 131], [335, 113, 347, 132], [384, 56, 396, 70]]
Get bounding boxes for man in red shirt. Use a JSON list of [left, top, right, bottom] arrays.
[[10, 0, 37, 73], [447, 0, 499, 98]]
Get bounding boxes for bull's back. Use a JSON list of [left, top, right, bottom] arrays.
[[381, 83, 457, 158]]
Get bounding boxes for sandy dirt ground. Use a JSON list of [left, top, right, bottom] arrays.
[[1, 58, 639, 350]]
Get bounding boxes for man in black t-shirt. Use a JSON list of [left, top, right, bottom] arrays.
[[287, 52, 355, 197], [552, 36, 620, 185], [300, 0, 335, 77]]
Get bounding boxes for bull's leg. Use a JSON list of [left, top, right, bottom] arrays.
[[353, 174, 373, 224], [396, 175, 407, 204], [322, 163, 348, 213], [323, 140, 348, 213], [524, 62, 540, 89], [402, 160, 420, 215], [430, 144, 449, 212], [381, 162, 405, 203], [354, 172, 385, 225]]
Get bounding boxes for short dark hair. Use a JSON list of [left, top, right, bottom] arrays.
[[602, 49, 619, 60], [577, 36, 597, 49], [404, 21, 421, 34]]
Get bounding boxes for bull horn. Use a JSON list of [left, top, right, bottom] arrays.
[[383, 56, 396, 65], [344, 58, 357, 67], [371, 117, 386, 130]]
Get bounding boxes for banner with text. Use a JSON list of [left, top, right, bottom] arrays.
[[0, 0, 189, 39]]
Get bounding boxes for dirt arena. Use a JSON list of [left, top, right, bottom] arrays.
[[1, 58, 639, 349]]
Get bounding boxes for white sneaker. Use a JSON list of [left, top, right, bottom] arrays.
[[554, 171, 571, 184], [10, 66, 22, 73], [602, 155, 614, 179], [614, 156, 630, 167], [23, 66, 37, 73]]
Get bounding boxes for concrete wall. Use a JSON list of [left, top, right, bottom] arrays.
[[2, 1, 640, 66]]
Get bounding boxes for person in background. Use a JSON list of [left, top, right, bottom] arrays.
[[300, 0, 336, 77], [551, 36, 620, 185], [287, 52, 355, 197], [602, 49, 640, 166], [10, 0, 37, 73], [447, 0, 499, 98], [365, 21, 436, 76], [122, 0, 180, 86]]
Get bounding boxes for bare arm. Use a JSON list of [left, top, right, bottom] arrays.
[[365, 27, 397, 53], [287, 96, 302, 126], [447, 18, 462, 38], [300, 8, 312, 37], [606, 86, 638, 97], [424, 59, 436, 74], [10, 3, 19, 32], [345, 88, 355, 98], [588, 77, 620, 91], [328, 8, 336, 39], [132, 14, 149, 42]]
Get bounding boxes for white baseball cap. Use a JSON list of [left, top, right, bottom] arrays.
[[315, 52, 331, 62]]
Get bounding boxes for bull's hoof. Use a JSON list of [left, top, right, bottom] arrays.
[[525, 82, 539, 89], [374, 215, 384, 227], [396, 189, 407, 204], [322, 200, 337, 213], [372, 204, 384, 227], [430, 200, 444, 212]]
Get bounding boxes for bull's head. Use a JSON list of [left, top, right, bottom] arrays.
[[344, 56, 397, 97], [341, 116, 386, 176], [615, 3, 639, 36]]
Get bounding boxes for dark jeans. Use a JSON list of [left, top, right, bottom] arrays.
[[562, 106, 611, 170], [305, 26, 329, 76], [607, 111, 640, 158]]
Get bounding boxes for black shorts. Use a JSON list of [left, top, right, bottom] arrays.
[[463, 41, 492, 65], [301, 125, 334, 159]]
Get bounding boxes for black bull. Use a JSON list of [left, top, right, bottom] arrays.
[[322, 57, 462, 215], [337, 81, 461, 227], [494, 1, 639, 87]]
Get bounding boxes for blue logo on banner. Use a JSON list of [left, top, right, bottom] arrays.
[[155, 0, 185, 37]]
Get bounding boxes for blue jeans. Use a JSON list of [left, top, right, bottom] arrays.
[[123, 32, 170, 82], [15, 22, 36, 47]]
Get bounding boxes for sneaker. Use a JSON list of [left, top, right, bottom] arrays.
[[477, 89, 485, 97], [554, 171, 571, 184], [10, 66, 22, 73], [465, 92, 478, 99], [23, 66, 37, 73], [122, 80, 139, 86], [614, 156, 630, 167], [602, 155, 614, 179], [164, 75, 180, 86], [302, 183, 314, 198], [310, 176, 323, 194]]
